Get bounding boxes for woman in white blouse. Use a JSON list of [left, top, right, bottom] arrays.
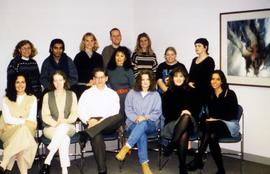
[[0, 72, 37, 174], [40, 70, 78, 174]]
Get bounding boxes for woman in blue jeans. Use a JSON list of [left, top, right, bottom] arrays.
[[116, 70, 162, 174]]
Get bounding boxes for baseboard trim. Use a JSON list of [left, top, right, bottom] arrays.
[[221, 148, 270, 166]]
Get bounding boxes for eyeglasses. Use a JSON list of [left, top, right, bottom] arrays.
[[94, 76, 106, 80]]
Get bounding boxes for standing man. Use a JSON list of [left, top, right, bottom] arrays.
[[102, 28, 122, 69], [40, 38, 78, 91], [78, 68, 122, 174]]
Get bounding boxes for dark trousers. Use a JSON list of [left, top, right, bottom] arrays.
[[84, 114, 123, 173]]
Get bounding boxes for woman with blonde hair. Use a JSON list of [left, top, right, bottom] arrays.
[[131, 33, 158, 77], [73, 32, 104, 98]]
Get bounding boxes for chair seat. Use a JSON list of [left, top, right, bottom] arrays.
[[40, 132, 81, 145], [103, 131, 119, 141], [219, 133, 242, 143]]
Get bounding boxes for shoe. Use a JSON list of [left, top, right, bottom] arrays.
[[78, 131, 89, 150], [162, 143, 175, 157], [115, 145, 130, 161], [179, 165, 188, 174], [187, 148, 197, 156], [216, 168, 225, 174], [39, 164, 50, 174], [141, 162, 153, 174], [187, 157, 204, 171], [0, 166, 5, 174], [98, 171, 107, 174]]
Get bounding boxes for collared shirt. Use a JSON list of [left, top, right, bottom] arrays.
[[125, 89, 162, 127], [78, 85, 120, 124]]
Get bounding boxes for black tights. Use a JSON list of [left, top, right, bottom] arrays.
[[171, 115, 192, 170], [197, 121, 231, 171]]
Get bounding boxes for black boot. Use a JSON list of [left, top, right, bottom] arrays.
[[78, 131, 89, 150], [187, 155, 204, 171], [39, 164, 50, 174], [0, 166, 5, 174], [179, 165, 188, 174], [216, 168, 225, 174]]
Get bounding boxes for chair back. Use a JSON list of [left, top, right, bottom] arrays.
[[236, 104, 243, 122]]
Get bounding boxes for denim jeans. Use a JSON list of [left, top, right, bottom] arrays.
[[127, 120, 157, 164]]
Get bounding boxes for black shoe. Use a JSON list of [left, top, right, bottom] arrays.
[[0, 166, 5, 174], [216, 168, 225, 174], [39, 164, 50, 174], [187, 157, 204, 171], [98, 172, 107, 174], [179, 166, 188, 174], [162, 143, 175, 157], [187, 148, 197, 156], [78, 131, 89, 150]]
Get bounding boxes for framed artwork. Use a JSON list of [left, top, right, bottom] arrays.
[[220, 8, 270, 87]]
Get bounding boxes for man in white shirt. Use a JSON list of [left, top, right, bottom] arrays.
[[78, 68, 122, 174]]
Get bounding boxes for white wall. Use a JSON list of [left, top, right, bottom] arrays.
[[133, 0, 270, 160], [0, 0, 270, 162]]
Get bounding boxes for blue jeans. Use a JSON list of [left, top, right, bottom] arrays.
[[127, 120, 157, 164]]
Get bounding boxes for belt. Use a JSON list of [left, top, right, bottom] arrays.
[[116, 88, 129, 95]]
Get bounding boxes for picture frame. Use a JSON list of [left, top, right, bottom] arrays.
[[220, 8, 270, 87]]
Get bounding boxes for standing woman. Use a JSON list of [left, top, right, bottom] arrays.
[[107, 46, 135, 120], [116, 70, 162, 174], [189, 38, 215, 118], [7, 40, 42, 99], [162, 67, 197, 174], [156, 47, 187, 93], [73, 32, 104, 98], [40, 71, 78, 174], [0, 73, 37, 174], [188, 70, 239, 174], [132, 33, 158, 78]]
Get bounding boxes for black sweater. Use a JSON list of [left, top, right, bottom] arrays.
[[7, 57, 42, 98], [162, 86, 196, 125], [189, 56, 215, 104], [208, 89, 238, 121], [73, 51, 103, 83]]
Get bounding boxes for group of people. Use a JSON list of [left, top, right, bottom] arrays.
[[0, 27, 240, 174]]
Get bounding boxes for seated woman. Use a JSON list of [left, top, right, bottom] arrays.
[[0, 72, 37, 174], [188, 70, 239, 174], [115, 70, 162, 174], [162, 67, 197, 174], [40, 70, 78, 174]]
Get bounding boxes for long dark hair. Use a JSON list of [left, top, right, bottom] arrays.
[[107, 46, 132, 70], [6, 72, 32, 102], [211, 70, 229, 91], [168, 66, 189, 91], [49, 70, 70, 91], [134, 69, 156, 92]]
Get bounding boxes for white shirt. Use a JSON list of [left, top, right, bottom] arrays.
[[78, 85, 120, 124], [2, 94, 37, 125]]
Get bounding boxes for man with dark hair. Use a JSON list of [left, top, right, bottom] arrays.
[[78, 68, 122, 174], [40, 38, 78, 91]]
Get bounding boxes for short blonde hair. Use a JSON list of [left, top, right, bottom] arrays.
[[79, 32, 99, 51]]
